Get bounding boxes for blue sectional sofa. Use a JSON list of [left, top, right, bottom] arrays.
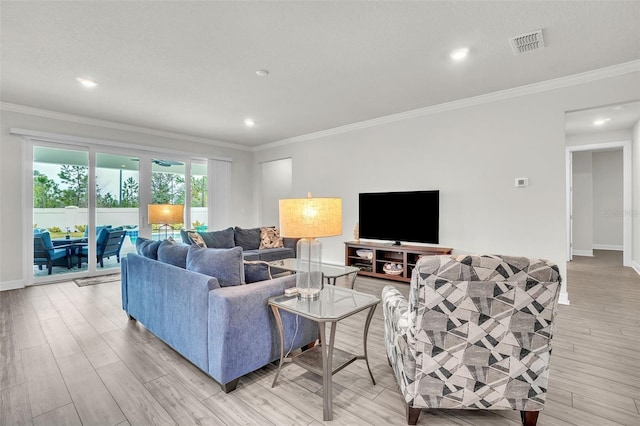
[[121, 242, 317, 392], [180, 226, 298, 262]]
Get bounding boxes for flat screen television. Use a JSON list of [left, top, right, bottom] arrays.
[[358, 190, 439, 245]]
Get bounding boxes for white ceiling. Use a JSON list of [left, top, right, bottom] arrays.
[[2, 1, 640, 148]]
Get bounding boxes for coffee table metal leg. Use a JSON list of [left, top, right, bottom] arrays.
[[270, 305, 285, 388], [319, 321, 337, 421]]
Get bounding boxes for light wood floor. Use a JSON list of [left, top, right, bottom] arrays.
[[1, 250, 639, 425]]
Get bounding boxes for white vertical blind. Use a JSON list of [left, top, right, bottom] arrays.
[[209, 159, 232, 230]]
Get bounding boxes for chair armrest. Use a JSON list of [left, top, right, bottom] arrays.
[[382, 285, 410, 343]]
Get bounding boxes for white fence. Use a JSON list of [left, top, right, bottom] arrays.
[[34, 207, 208, 231]]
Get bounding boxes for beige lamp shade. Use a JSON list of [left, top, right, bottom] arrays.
[[279, 196, 342, 238], [148, 204, 184, 225]]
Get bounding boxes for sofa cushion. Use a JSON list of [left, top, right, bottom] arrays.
[[200, 227, 235, 249], [188, 231, 207, 248], [136, 237, 162, 260], [242, 250, 260, 261], [258, 247, 295, 262], [243, 260, 273, 283], [234, 227, 261, 251], [186, 245, 244, 287], [259, 227, 284, 249], [157, 238, 190, 269]]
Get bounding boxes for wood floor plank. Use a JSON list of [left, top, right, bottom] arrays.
[[39, 317, 82, 359], [56, 352, 126, 425], [20, 344, 72, 418], [11, 314, 47, 351], [32, 403, 81, 426], [65, 321, 120, 369], [0, 383, 33, 426], [101, 328, 167, 384], [144, 374, 225, 425], [202, 390, 274, 425], [571, 392, 640, 425], [96, 361, 175, 426], [0, 333, 26, 391]]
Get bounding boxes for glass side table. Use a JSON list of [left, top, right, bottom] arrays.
[[268, 258, 361, 289], [269, 286, 380, 421]]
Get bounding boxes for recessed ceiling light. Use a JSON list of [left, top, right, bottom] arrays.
[[244, 118, 255, 127], [256, 69, 269, 77], [76, 77, 98, 88], [593, 118, 611, 126], [449, 47, 469, 61]]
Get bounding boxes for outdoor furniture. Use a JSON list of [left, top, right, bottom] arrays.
[[34, 231, 72, 274], [78, 228, 126, 267]]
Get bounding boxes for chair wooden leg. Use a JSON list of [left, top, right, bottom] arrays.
[[521, 411, 539, 426], [406, 404, 421, 425]]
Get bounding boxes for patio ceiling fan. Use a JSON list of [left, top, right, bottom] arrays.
[[131, 159, 183, 167]]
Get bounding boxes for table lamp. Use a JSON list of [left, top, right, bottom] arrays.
[[148, 204, 184, 239], [279, 193, 342, 299]]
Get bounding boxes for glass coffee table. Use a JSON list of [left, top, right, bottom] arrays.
[[268, 258, 360, 289], [269, 286, 380, 421]]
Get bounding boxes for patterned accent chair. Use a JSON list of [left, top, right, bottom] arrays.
[[382, 254, 561, 426]]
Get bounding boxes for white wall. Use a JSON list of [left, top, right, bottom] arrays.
[[592, 151, 623, 248], [254, 71, 640, 303], [572, 151, 593, 255], [633, 120, 640, 273], [0, 109, 255, 287], [259, 158, 292, 227]]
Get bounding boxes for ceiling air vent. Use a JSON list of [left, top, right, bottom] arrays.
[[509, 30, 545, 55]]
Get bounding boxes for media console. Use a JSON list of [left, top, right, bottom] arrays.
[[344, 241, 453, 283]]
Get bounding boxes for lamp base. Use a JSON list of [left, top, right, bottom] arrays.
[[297, 288, 321, 300]]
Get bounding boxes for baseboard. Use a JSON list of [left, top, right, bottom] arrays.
[[572, 249, 593, 257], [0, 279, 25, 291], [592, 244, 623, 251], [558, 292, 570, 305], [632, 260, 640, 276]]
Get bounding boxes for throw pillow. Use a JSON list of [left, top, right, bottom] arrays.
[[259, 227, 284, 249], [188, 231, 207, 248], [200, 227, 235, 249], [157, 238, 189, 269], [243, 260, 273, 283], [136, 237, 162, 260], [234, 226, 261, 251], [186, 245, 244, 287]]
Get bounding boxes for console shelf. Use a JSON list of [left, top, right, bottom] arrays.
[[344, 241, 453, 283]]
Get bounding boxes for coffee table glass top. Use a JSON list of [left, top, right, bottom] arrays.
[[269, 286, 379, 321], [268, 258, 359, 279]]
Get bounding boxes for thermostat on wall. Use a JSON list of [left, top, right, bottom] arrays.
[[515, 177, 528, 188]]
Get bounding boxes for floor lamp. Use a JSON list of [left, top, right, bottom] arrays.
[[279, 194, 342, 300], [148, 204, 184, 239]]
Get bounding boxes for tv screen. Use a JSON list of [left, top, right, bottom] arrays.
[[358, 190, 439, 245]]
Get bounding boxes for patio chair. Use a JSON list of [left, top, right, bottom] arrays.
[[78, 228, 126, 267], [34, 231, 71, 275]]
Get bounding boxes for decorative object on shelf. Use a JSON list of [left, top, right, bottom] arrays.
[[353, 222, 359, 242], [383, 263, 404, 275], [279, 193, 342, 300], [148, 204, 184, 239], [356, 249, 373, 259]]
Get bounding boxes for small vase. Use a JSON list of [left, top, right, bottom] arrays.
[[353, 223, 359, 242]]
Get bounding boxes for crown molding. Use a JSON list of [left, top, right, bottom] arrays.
[[256, 60, 640, 151], [0, 102, 251, 152]]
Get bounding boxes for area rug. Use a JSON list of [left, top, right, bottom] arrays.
[[74, 273, 121, 287]]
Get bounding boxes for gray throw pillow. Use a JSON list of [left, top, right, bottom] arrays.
[[234, 227, 261, 250], [200, 227, 235, 249], [186, 245, 244, 287], [157, 238, 190, 269], [135, 237, 162, 260]]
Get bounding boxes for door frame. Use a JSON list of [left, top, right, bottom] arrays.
[[566, 140, 632, 267]]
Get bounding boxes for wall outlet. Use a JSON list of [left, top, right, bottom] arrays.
[[515, 177, 528, 188]]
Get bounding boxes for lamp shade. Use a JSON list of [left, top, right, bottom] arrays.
[[148, 204, 184, 225], [279, 196, 342, 238]]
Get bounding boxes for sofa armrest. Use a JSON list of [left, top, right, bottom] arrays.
[[283, 237, 299, 257], [207, 274, 317, 385]]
